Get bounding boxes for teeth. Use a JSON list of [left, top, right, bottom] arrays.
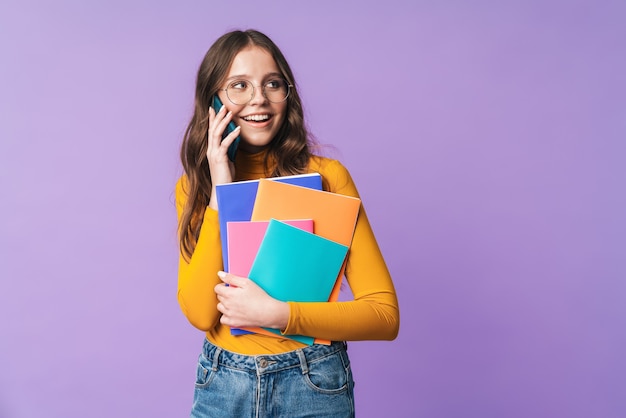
[[243, 114, 270, 122]]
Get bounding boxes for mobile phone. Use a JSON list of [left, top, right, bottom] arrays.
[[212, 95, 240, 162]]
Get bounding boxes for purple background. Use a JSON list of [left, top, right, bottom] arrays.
[[1, 1, 625, 417]]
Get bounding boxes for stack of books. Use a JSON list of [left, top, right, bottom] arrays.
[[215, 173, 361, 345]]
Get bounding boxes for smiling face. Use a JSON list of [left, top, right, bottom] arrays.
[[218, 46, 288, 153]]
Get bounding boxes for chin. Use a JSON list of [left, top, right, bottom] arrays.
[[239, 138, 273, 153], [241, 133, 275, 147]]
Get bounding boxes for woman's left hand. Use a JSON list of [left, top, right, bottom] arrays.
[[214, 271, 289, 330]]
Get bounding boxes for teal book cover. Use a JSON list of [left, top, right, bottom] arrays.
[[249, 219, 349, 303], [247, 219, 349, 345]]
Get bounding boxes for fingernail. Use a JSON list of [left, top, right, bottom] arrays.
[[217, 271, 226, 278]]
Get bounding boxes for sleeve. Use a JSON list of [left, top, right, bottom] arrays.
[[283, 160, 400, 341], [175, 177, 223, 331]]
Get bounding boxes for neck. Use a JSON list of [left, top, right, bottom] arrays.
[[234, 148, 275, 181]]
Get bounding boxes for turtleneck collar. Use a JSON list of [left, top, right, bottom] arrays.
[[234, 147, 276, 181]]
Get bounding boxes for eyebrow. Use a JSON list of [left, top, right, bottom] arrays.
[[225, 72, 284, 81]]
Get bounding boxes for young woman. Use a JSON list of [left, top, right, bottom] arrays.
[[176, 29, 399, 417]]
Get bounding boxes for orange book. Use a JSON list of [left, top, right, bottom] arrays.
[[252, 179, 361, 302], [239, 180, 361, 345]]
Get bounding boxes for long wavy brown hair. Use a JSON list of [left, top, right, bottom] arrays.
[[179, 30, 314, 260]]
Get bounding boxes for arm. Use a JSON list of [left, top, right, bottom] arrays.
[[176, 105, 239, 331], [175, 178, 224, 331]]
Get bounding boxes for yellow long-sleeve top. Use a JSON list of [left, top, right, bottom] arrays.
[[176, 149, 399, 355]]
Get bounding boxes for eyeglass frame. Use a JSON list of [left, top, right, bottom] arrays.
[[218, 78, 294, 106]]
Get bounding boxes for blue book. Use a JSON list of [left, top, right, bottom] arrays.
[[245, 219, 349, 345], [215, 173, 323, 272]]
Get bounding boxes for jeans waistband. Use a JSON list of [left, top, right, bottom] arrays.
[[201, 338, 348, 375]]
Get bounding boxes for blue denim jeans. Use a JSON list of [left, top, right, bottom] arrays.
[[191, 338, 355, 417]]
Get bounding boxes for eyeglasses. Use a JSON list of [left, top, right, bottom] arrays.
[[220, 78, 293, 105]]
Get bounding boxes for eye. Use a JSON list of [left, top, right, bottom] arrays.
[[265, 79, 284, 90], [229, 80, 249, 90]]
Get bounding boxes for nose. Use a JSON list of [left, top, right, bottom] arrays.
[[248, 85, 268, 105]]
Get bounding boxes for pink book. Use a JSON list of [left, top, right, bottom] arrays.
[[226, 219, 315, 339]]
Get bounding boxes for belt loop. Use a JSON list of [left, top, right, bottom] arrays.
[[212, 347, 222, 371], [296, 349, 308, 375]]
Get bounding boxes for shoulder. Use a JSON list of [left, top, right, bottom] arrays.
[[175, 175, 188, 194], [175, 175, 190, 206], [309, 155, 346, 174], [308, 156, 358, 197]]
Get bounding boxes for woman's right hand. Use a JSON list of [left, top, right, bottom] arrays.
[[206, 105, 240, 210]]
